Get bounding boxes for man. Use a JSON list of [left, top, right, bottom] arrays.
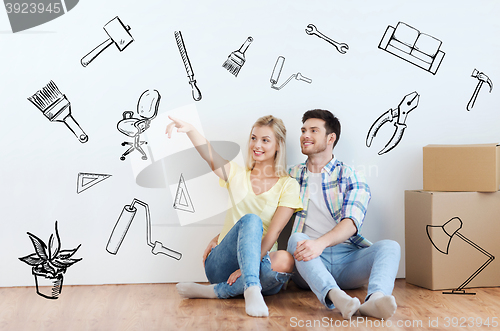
[[287, 109, 401, 320]]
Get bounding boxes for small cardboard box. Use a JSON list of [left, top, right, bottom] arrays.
[[405, 190, 500, 291], [423, 143, 500, 192]]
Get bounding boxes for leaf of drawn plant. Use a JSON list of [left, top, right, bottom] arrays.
[[52, 221, 61, 258], [51, 257, 82, 269], [43, 262, 56, 276], [18, 253, 44, 266], [27, 232, 48, 260], [58, 245, 81, 259]]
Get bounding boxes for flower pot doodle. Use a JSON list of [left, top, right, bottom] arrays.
[[19, 221, 82, 299]]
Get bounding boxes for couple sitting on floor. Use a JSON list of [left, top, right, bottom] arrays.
[[166, 109, 400, 320]]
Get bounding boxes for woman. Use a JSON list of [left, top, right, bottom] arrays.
[[166, 115, 302, 317]]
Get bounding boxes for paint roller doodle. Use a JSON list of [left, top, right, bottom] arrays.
[[222, 36, 253, 77], [28, 80, 88, 143], [270, 56, 312, 90], [81, 16, 134, 67], [106, 198, 182, 260], [174, 31, 202, 101]]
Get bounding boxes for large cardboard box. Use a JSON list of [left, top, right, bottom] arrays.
[[405, 190, 500, 291], [423, 143, 500, 192]]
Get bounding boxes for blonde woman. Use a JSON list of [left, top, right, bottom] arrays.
[[166, 115, 302, 317]]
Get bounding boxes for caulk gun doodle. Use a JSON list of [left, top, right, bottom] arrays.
[[106, 198, 182, 260], [270, 56, 312, 90], [117, 89, 160, 161], [305, 24, 348, 54], [366, 91, 420, 155], [379, 22, 445, 75], [81, 16, 133, 67], [19, 221, 82, 300], [222, 37, 253, 77], [174, 31, 202, 101], [28, 80, 88, 143], [77, 172, 111, 194], [173, 174, 195, 213], [467, 69, 493, 111]]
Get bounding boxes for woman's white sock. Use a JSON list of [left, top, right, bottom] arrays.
[[244, 285, 269, 317], [176, 283, 217, 299]]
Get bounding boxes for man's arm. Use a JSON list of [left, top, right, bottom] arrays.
[[293, 218, 356, 262]]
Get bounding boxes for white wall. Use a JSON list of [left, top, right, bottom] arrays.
[[1, 0, 499, 287]]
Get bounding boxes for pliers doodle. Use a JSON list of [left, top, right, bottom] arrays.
[[366, 91, 420, 155]]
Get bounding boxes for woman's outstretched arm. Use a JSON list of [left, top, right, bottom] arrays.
[[166, 116, 231, 181]]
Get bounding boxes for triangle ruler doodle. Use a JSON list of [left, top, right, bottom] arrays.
[[77, 173, 112, 194], [173, 174, 195, 213]]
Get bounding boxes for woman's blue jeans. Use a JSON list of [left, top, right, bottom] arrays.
[[205, 214, 291, 299], [287, 232, 401, 309]]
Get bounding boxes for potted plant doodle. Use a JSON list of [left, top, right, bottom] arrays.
[[19, 221, 82, 299]]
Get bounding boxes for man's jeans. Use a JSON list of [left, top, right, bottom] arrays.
[[287, 232, 400, 309], [205, 214, 291, 299]]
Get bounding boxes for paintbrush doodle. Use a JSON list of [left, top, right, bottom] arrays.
[[27, 80, 88, 143], [222, 37, 253, 77]]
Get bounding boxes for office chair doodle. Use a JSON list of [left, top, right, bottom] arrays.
[[117, 90, 160, 161]]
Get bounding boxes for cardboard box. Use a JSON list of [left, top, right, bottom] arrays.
[[405, 190, 500, 291], [423, 143, 500, 192]]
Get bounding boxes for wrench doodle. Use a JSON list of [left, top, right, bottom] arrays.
[[305, 24, 348, 54]]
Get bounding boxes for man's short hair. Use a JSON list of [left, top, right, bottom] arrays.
[[302, 109, 341, 148]]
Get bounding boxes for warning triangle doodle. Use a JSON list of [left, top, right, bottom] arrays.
[[173, 174, 195, 213], [77, 173, 112, 194]]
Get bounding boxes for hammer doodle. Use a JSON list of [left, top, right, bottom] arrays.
[[222, 37, 253, 77], [174, 31, 202, 101], [305, 24, 348, 54], [467, 69, 493, 111], [81, 16, 134, 67], [28, 80, 88, 143], [270, 56, 312, 90], [117, 89, 160, 161], [366, 91, 420, 155], [19, 221, 82, 299], [379, 22, 445, 75], [106, 198, 182, 260]]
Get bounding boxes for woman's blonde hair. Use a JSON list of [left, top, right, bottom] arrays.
[[246, 115, 288, 177]]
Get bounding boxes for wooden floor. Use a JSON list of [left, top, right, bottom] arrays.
[[1, 279, 499, 330]]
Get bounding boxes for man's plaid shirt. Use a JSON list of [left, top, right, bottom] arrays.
[[288, 157, 372, 248]]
